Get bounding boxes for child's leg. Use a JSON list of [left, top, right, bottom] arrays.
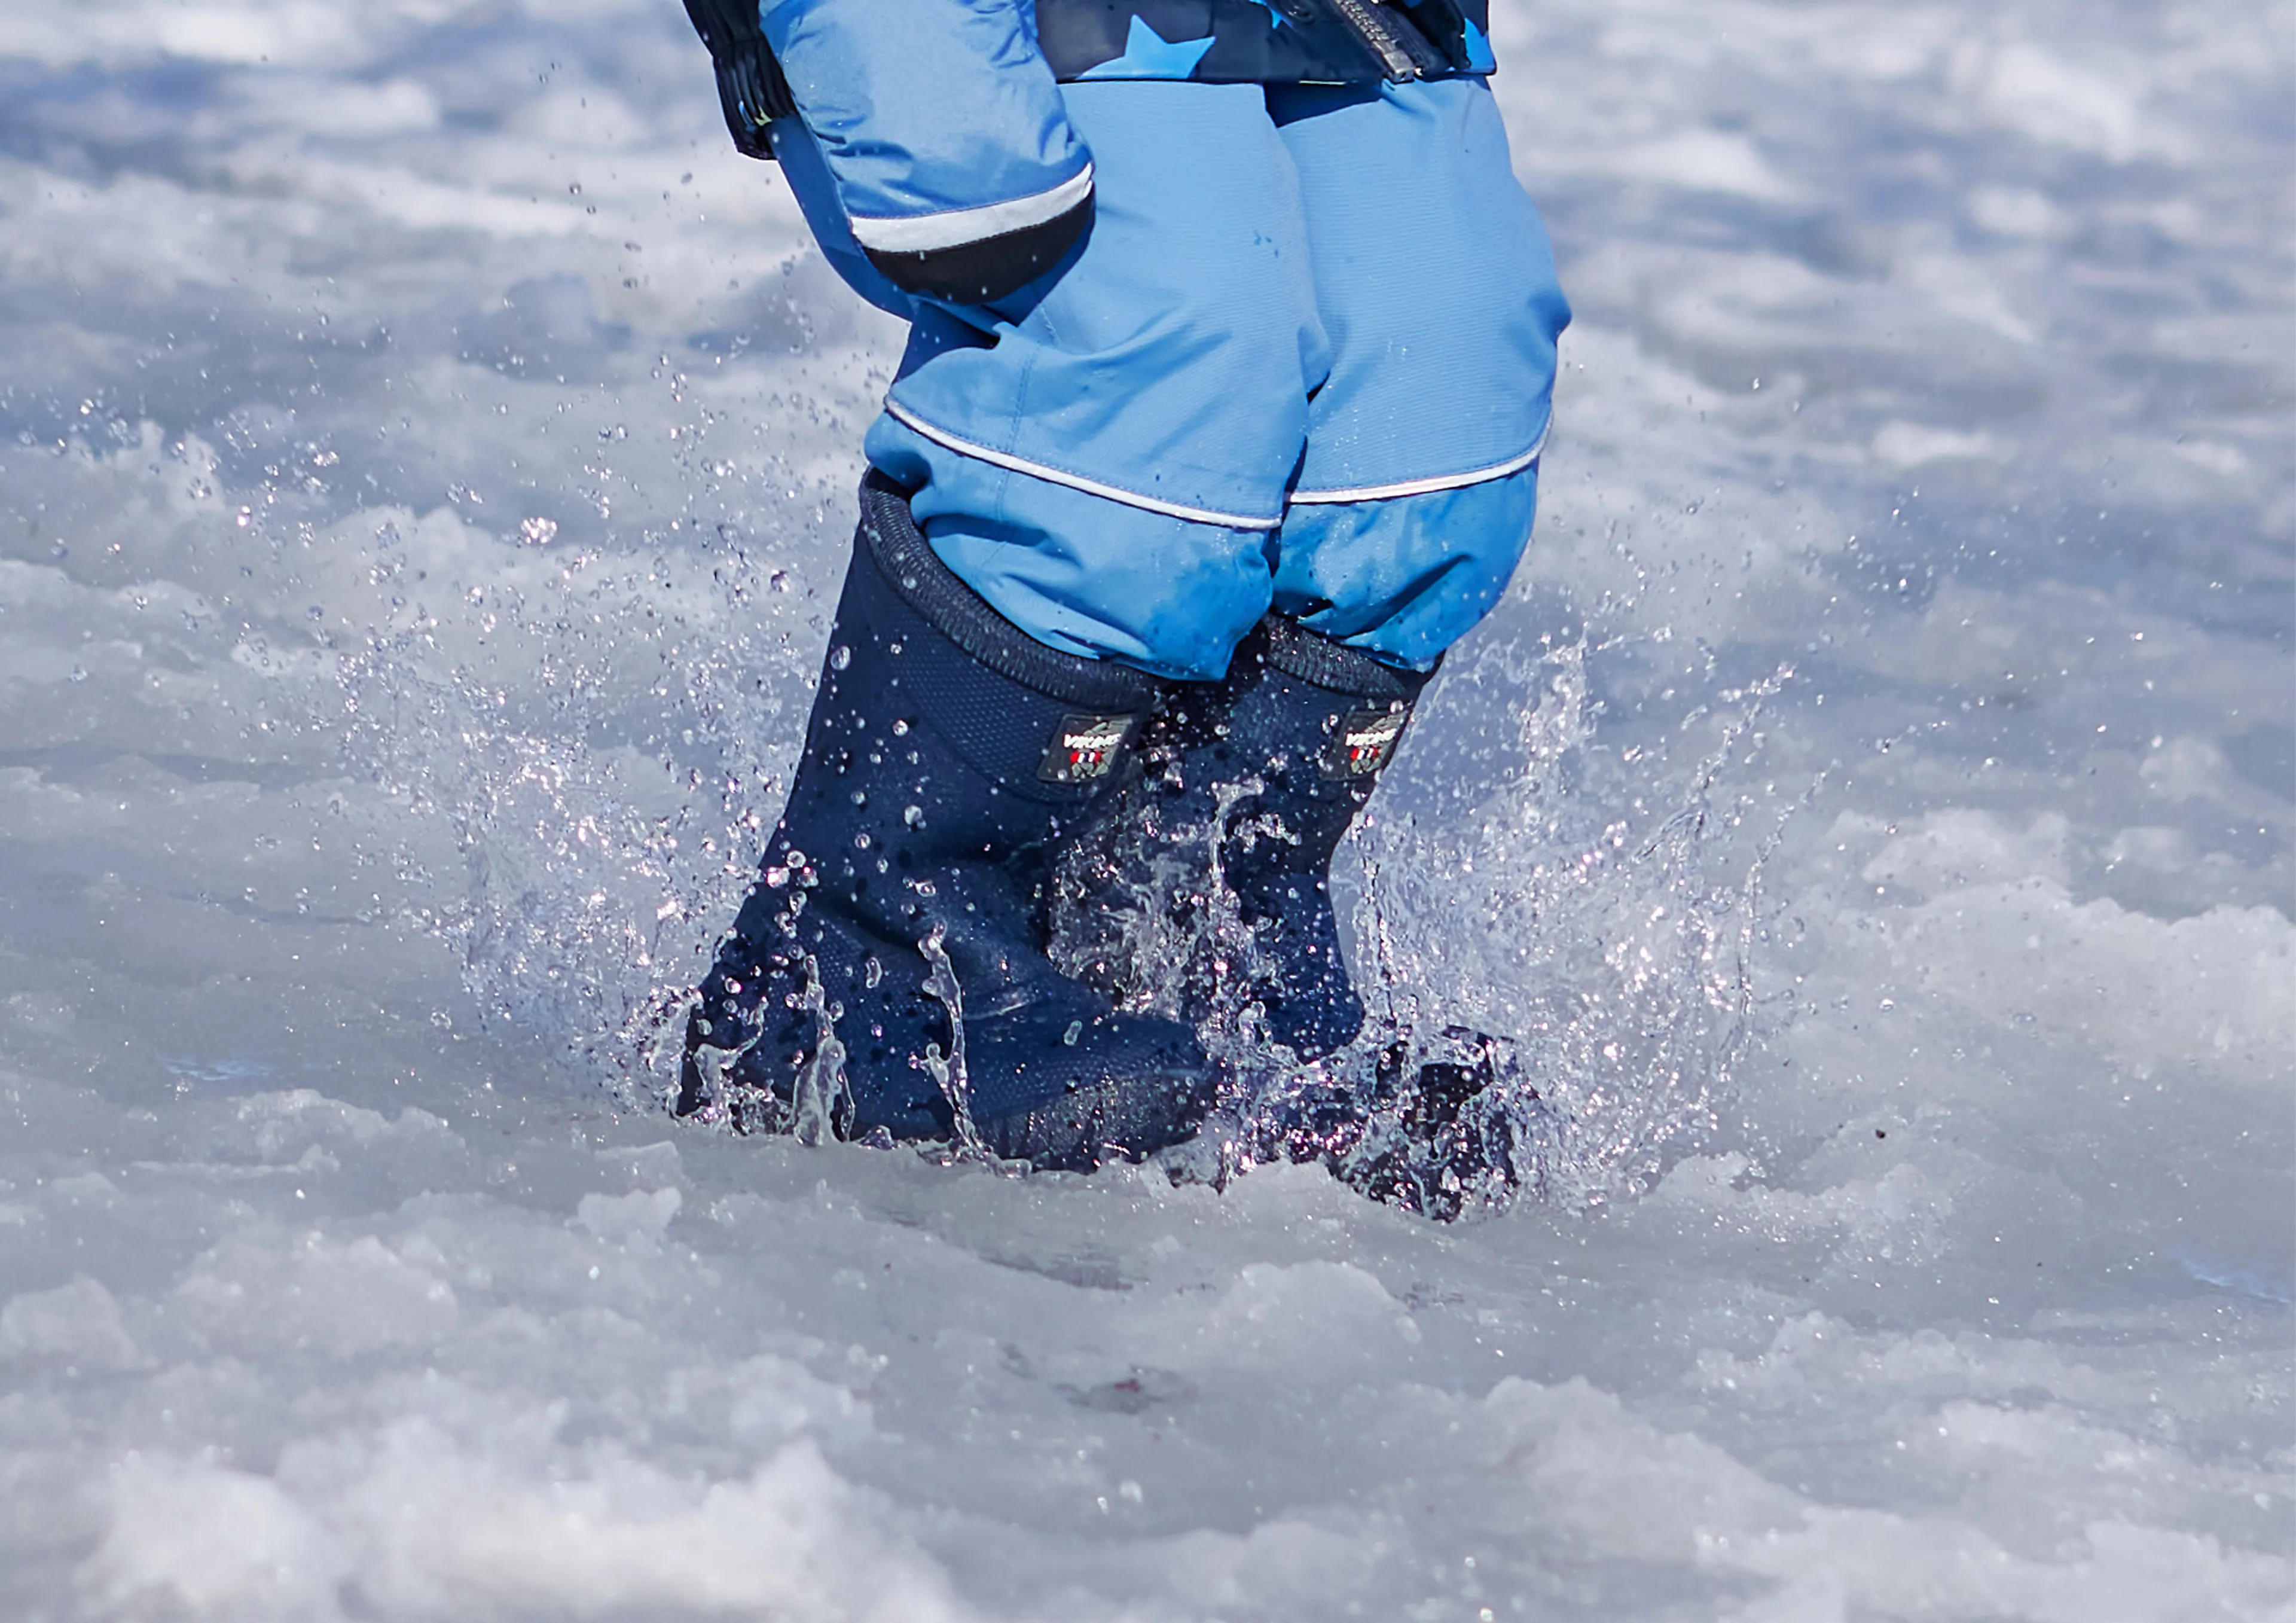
[[1060, 79, 1570, 1072], [860, 78, 1330, 680], [1266, 77, 1571, 670], [1270, 466, 1543, 670]]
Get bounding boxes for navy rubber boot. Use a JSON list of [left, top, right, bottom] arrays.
[[1062, 615, 1431, 1058], [1054, 616, 1538, 1217], [680, 471, 1215, 1169]]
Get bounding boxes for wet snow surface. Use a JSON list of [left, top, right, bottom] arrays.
[[0, 0, 2289, 1616]]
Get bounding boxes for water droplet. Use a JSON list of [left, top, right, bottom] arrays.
[[829, 645, 851, 672]]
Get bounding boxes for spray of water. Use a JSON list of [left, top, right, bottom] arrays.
[[334, 515, 802, 1108], [332, 479, 1783, 1216], [788, 953, 850, 1146], [1048, 774, 1280, 1040], [917, 925, 990, 1161], [1339, 636, 1789, 1214], [1049, 632, 1788, 1219]]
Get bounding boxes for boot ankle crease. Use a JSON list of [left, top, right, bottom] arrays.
[[1256, 614, 1431, 703], [858, 469, 1168, 714]]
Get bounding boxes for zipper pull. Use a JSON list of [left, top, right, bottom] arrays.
[[1323, 0, 1449, 81]]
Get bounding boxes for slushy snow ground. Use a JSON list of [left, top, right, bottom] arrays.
[[0, 0, 2289, 1617]]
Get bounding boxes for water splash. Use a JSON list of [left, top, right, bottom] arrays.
[[1358, 636, 1793, 1213], [788, 954, 850, 1146], [334, 475, 1786, 1215], [332, 508, 811, 1109], [1049, 774, 1277, 1040], [1052, 632, 1790, 1219], [673, 984, 747, 1127], [918, 925, 988, 1161]]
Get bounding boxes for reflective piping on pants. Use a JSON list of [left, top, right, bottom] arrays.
[[1286, 423, 1548, 505], [846, 166, 1095, 254], [880, 399, 1285, 530]]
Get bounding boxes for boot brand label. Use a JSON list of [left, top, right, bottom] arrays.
[[1038, 713, 1137, 784], [1324, 707, 1407, 777]]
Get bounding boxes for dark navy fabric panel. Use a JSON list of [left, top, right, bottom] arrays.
[[860, 193, 1094, 303], [683, 2, 1504, 184], [1036, 2, 1376, 84], [1032, 1, 1494, 83]]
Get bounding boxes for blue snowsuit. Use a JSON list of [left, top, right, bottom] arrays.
[[689, 0, 1568, 679]]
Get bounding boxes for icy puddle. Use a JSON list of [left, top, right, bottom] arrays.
[[0, 0, 2288, 1617]]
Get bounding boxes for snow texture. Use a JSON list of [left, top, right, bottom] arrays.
[[0, 0, 2288, 1617]]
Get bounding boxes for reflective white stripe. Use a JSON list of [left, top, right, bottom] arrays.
[[847, 165, 1094, 255], [1287, 424, 1549, 505], [880, 400, 1284, 530]]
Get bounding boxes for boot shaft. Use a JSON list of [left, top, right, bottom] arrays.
[[1058, 615, 1432, 1058], [689, 474, 1212, 1160], [1152, 615, 1430, 873], [778, 470, 1162, 897]]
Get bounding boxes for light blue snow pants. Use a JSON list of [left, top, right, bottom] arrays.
[[771, 77, 1569, 679]]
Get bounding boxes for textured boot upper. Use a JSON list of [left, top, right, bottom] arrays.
[[684, 477, 1212, 1166], [1057, 617, 1431, 1059]]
